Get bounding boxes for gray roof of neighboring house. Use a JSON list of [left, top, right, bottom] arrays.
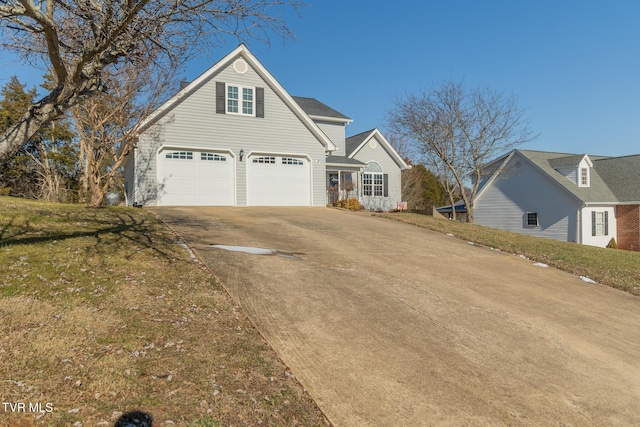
[[516, 149, 640, 204], [325, 155, 365, 166], [593, 154, 640, 202], [292, 97, 351, 121], [547, 154, 588, 168]]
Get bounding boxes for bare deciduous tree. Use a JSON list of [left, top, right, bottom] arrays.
[[0, 0, 301, 166], [387, 80, 536, 222], [72, 59, 176, 206]]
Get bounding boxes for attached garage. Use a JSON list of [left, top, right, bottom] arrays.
[[157, 149, 234, 206], [247, 154, 311, 206]]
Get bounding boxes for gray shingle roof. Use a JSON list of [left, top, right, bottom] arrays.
[[548, 154, 588, 168], [345, 130, 373, 156], [516, 149, 640, 204], [326, 155, 365, 166], [593, 154, 640, 202], [292, 97, 351, 121]]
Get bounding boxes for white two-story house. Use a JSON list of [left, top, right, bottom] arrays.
[[124, 44, 408, 210]]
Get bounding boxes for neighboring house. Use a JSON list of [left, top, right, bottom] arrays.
[[474, 149, 640, 251], [435, 200, 468, 222], [124, 44, 408, 210]]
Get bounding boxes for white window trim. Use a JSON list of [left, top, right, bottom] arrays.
[[363, 161, 384, 197], [526, 212, 539, 227], [594, 211, 606, 236], [226, 84, 255, 116], [363, 172, 383, 197], [579, 167, 590, 187]]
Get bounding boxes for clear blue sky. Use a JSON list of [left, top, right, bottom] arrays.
[[2, 1, 639, 158]]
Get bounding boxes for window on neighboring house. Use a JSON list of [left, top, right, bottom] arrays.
[[227, 85, 254, 116], [592, 211, 609, 236], [580, 167, 589, 187], [526, 212, 539, 227]]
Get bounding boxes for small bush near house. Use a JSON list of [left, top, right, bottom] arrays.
[[607, 238, 619, 249], [334, 198, 362, 211]]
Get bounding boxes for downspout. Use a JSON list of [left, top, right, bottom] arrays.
[[577, 204, 584, 244]]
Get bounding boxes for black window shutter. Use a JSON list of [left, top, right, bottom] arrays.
[[383, 174, 389, 197], [256, 87, 264, 118], [604, 211, 609, 235], [591, 211, 596, 236], [216, 82, 226, 114]]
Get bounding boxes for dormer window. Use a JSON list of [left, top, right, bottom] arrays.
[[579, 167, 590, 187]]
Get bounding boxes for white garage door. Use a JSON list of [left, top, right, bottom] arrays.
[[158, 150, 234, 206], [247, 155, 310, 206]]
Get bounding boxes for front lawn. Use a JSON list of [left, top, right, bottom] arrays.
[[378, 212, 640, 296], [0, 196, 328, 426]]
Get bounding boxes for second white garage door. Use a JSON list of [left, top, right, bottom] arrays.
[[247, 155, 310, 206]]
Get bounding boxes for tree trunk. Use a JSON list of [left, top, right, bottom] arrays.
[[448, 192, 456, 221], [0, 79, 102, 167], [0, 100, 63, 166]]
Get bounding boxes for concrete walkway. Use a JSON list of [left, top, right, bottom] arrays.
[[152, 207, 640, 427]]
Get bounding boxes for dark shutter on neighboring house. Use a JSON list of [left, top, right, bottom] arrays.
[[383, 174, 389, 197], [591, 211, 596, 236], [604, 211, 609, 236], [216, 82, 226, 114], [256, 87, 264, 118]]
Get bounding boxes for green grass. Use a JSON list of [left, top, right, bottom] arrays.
[[0, 196, 328, 426], [378, 212, 640, 296]]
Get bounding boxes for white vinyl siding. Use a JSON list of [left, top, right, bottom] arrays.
[[474, 153, 581, 242], [352, 134, 402, 211], [581, 206, 617, 248], [316, 121, 346, 156]]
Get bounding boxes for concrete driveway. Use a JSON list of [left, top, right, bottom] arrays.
[[151, 207, 640, 426]]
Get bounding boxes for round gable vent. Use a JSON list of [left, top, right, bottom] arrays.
[[368, 139, 378, 149], [233, 59, 248, 74]]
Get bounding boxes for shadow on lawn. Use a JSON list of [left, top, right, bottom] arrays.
[[0, 208, 178, 261]]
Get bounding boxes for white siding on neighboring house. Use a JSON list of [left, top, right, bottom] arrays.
[[352, 133, 403, 211], [580, 206, 617, 247], [133, 53, 327, 206], [556, 166, 578, 185], [475, 153, 582, 242]]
